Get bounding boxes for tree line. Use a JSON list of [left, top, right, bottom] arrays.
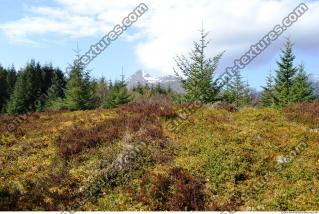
[[0, 57, 174, 115], [0, 30, 317, 115], [175, 29, 316, 108]]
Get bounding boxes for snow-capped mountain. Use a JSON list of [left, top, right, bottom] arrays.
[[127, 70, 183, 92]]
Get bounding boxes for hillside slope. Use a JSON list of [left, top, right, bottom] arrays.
[[0, 104, 318, 211]]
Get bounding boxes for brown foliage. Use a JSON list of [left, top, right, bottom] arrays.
[[212, 101, 238, 112], [134, 167, 206, 211], [284, 101, 319, 127], [55, 103, 177, 158], [118, 103, 177, 119]]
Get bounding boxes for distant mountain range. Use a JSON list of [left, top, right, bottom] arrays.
[[126, 70, 183, 92]]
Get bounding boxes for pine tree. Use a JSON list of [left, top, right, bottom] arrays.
[[6, 60, 42, 114], [223, 71, 251, 108], [274, 38, 298, 107], [290, 64, 315, 103], [6, 71, 28, 114], [174, 28, 223, 103], [243, 81, 253, 106], [95, 77, 109, 108], [261, 73, 276, 107], [45, 70, 66, 110], [6, 66, 17, 96], [64, 47, 96, 111], [103, 79, 131, 109], [35, 64, 64, 112], [64, 62, 85, 110], [0, 66, 8, 112], [133, 82, 145, 95], [154, 83, 164, 95], [81, 70, 97, 109], [108, 79, 113, 90]]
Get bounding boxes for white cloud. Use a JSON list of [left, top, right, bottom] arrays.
[[1, 0, 319, 74]]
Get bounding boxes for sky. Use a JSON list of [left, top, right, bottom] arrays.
[[0, 0, 318, 90]]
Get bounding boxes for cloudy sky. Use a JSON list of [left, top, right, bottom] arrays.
[[0, 0, 318, 89]]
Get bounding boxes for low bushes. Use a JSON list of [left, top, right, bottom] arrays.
[[118, 103, 177, 119], [132, 167, 206, 211], [211, 101, 238, 112], [284, 102, 319, 127], [55, 103, 176, 158]]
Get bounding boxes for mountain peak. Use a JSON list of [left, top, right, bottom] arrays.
[[127, 70, 183, 92]]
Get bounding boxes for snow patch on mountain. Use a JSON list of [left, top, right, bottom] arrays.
[[127, 70, 183, 92]]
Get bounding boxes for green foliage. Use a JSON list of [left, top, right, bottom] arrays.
[[132, 82, 145, 95], [0, 105, 319, 210], [0, 66, 8, 112], [64, 64, 83, 110], [174, 28, 223, 103], [167, 106, 319, 211], [0, 65, 17, 113], [6, 60, 43, 114], [64, 60, 96, 110], [4, 61, 64, 114], [223, 71, 252, 108], [290, 64, 315, 103], [103, 80, 131, 109], [261, 73, 276, 107], [273, 39, 298, 107], [95, 77, 109, 108], [5, 66, 17, 98], [44, 70, 66, 111], [131, 83, 175, 104], [262, 39, 315, 108]]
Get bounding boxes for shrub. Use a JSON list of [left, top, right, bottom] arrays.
[[55, 115, 140, 158], [55, 103, 177, 158], [211, 101, 238, 112], [284, 101, 319, 127], [0, 189, 19, 211], [118, 103, 177, 119], [135, 167, 206, 211]]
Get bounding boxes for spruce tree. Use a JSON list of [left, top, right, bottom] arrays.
[[133, 82, 145, 95], [6, 60, 42, 114], [103, 79, 131, 109], [95, 77, 109, 108], [290, 64, 315, 103], [45, 70, 66, 110], [81, 70, 97, 109], [64, 49, 95, 111], [261, 73, 276, 107], [35, 64, 63, 111], [6, 71, 28, 114], [0, 66, 8, 112], [64, 62, 85, 110], [243, 81, 253, 106], [223, 71, 251, 108], [108, 79, 113, 90], [274, 38, 298, 107], [174, 28, 223, 103], [5, 66, 17, 97]]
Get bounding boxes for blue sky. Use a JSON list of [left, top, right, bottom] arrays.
[[0, 0, 318, 90]]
